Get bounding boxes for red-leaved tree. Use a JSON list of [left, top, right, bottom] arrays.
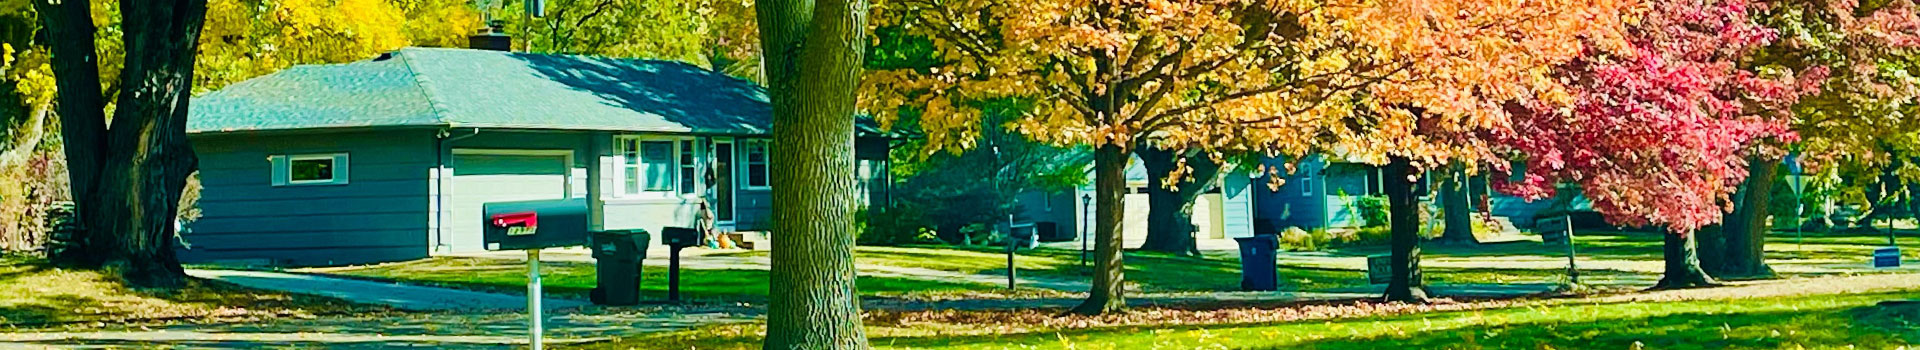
[[1490, 0, 1824, 288]]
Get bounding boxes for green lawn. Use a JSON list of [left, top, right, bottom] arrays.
[[607, 290, 1920, 350], [1329, 230, 1920, 263], [726, 245, 1642, 293], [301, 257, 997, 301], [0, 256, 374, 328], [304, 231, 1905, 303]]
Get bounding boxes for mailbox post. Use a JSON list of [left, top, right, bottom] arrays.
[[483, 198, 590, 350], [660, 227, 702, 302], [526, 249, 542, 350]]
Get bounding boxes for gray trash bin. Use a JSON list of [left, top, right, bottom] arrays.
[[590, 229, 649, 306], [1236, 234, 1278, 291]]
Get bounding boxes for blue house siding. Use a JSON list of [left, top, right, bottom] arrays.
[[1253, 155, 1574, 232], [1253, 155, 1333, 231], [1220, 171, 1256, 236], [585, 134, 774, 245], [434, 130, 777, 251], [183, 129, 437, 266]]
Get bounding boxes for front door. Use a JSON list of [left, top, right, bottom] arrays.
[[711, 139, 736, 223]]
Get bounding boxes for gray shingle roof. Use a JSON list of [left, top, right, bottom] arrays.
[[189, 47, 771, 135]]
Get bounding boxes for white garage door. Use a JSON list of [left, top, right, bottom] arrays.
[[448, 152, 570, 253]]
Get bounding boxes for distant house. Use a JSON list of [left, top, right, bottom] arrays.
[[1017, 155, 1257, 245], [1250, 155, 1581, 232], [184, 47, 886, 266]]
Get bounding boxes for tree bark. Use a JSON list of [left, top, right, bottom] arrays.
[[1383, 156, 1428, 302], [1654, 228, 1718, 289], [1070, 145, 1129, 315], [756, 0, 870, 347], [1720, 156, 1778, 278], [1701, 187, 1739, 275], [32, 0, 110, 266], [1437, 162, 1477, 245], [35, 0, 209, 288], [1698, 223, 1727, 275], [1136, 146, 1220, 255]]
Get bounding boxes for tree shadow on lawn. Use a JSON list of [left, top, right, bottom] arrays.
[[2, 257, 373, 328], [873, 300, 1915, 350], [1265, 305, 1917, 350], [1326, 231, 1667, 261], [311, 257, 986, 303], [18, 339, 481, 350]]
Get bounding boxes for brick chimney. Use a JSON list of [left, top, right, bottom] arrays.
[[468, 20, 511, 51]]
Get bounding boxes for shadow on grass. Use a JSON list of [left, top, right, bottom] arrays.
[[1, 258, 374, 328], [1262, 304, 1916, 350], [311, 257, 985, 303], [1854, 300, 1920, 344], [18, 339, 467, 350], [870, 292, 1920, 350]]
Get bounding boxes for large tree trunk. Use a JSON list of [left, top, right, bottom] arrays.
[[1383, 156, 1428, 302], [1699, 223, 1727, 275], [33, 0, 110, 266], [1654, 228, 1718, 289], [1720, 156, 1778, 278], [1437, 162, 1477, 245], [756, 0, 870, 347], [1701, 186, 1739, 275], [1136, 146, 1221, 255], [1070, 145, 1129, 315], [35, 0, 209, 288]]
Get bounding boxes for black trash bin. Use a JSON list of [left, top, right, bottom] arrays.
[[590, 229, 650, 306], [1235, 234, 1278, 291]]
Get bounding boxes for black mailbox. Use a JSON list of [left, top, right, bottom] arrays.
[[661, 226, 702, 248], [483, 198, 590, 251]]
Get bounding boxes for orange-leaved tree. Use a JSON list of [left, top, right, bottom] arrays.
[[862, 0, 1631, 313]]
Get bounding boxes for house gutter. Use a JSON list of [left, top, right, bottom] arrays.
[[434, 127, 481, 253]]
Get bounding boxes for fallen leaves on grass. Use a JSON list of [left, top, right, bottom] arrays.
[[861, 298, 1532, 337], [0, 258, 382, 330]]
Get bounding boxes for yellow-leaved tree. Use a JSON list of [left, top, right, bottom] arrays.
[[862, 0, 1630, 313], [198, 0, 480, 91]]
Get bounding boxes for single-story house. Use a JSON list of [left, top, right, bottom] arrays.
[[1251, 155, 1584, 232], [1019, 155, 1257, 245], [183, 46, 885, 266]]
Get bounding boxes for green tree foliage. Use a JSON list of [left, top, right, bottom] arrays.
[[871, 98, 1089, 245], [483, 0, 761, 78]]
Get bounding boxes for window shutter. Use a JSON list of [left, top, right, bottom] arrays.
[[333, 153, 351, 185], [270, 155, 289, 186]]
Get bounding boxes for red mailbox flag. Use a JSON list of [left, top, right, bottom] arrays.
[[492, 212, 539, 236]]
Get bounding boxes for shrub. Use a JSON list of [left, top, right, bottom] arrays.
[[1278, 227, 1319, 251], [858, 206, 939, 246], [1357, 196, 1390, 228], [0, 150, 67, 254], [1350, 226, 1393, 246]]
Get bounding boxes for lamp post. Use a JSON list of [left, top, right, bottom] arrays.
[[992, 145, 1017, 290], [1082, 194, 1092, 269]]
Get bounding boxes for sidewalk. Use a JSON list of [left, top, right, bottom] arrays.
[[451, 249, 1094, 291], [187, 269, 589, 311]]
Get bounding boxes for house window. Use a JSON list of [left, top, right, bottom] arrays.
[[1365, 167, 1384, 195], [744, 139, 770, 189], [1301, 176, 1313, 196], [618, 137, 680, 195], [679, 139, 698, 195], [271, 153, 349, 186]]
